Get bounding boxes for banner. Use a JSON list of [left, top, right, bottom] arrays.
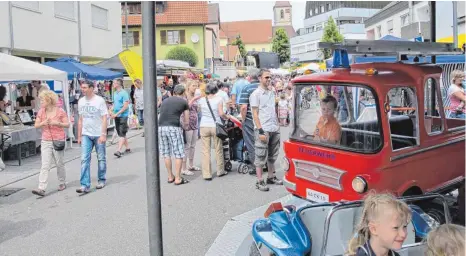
[[118, 50, 143, 82]]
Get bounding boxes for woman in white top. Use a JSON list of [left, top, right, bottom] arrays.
[[198, 82, 231, 180]]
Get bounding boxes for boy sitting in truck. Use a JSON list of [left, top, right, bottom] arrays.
[[313, 95, 342, 144]]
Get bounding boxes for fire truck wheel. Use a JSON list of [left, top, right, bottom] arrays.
[[425, 207, 446, 225], [457, 182, 465, 225], [225, 161, 232, 172]]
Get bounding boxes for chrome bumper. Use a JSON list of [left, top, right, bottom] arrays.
[[283, 176, 296, 191]]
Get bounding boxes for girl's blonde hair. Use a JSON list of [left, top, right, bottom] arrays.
[[450, 70, 465, 83], [39, 90, 58, 106], [425, 224, 465, 256], [346, 192, 412, 255], [184, 79, 198, 94]]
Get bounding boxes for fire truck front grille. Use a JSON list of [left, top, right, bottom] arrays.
[[293, 159, 345, 190]]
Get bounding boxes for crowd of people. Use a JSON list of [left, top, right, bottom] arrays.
[[24, 69, 466, 256], [143, 68, 294, 191]]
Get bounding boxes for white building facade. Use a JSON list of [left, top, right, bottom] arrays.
[[290, 2, 390, 62], [365, 1, 465, 45], [0, 1, 122, 62]]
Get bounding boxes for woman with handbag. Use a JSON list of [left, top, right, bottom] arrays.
[[32, 90, 70, 197], [198, 82, 231, 180]]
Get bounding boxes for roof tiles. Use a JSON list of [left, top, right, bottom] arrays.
[[121, 2, 208, 26], [219, 20, 273, 44]]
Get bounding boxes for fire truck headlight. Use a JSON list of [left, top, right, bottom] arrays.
[[352, 176, 367, 193], [282, 157, 290, 172]]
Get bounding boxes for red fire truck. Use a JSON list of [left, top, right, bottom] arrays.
[[241, 40, 465, 256]]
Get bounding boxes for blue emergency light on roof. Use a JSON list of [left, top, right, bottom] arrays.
[[332, 49, 350, 69]]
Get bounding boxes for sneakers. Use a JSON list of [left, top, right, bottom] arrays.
[[181, 170, 194, 176], [96, 182, 106, 189], [256, 180, 270, 192], [267, 176, 283, 185], [76, 186, 90, 194]]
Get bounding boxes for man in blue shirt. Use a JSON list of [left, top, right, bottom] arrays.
[[111, 78, 131, 157], [239, 69, 260, 175], [231, 72, 249, 110]]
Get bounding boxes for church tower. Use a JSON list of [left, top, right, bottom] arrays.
[[273, 1, 292, 27], [273, 1, 296, 38]]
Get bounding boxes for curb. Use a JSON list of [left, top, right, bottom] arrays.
[[0, 130, 144, 189]]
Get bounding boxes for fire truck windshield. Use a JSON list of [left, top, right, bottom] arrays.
[[291, 83, 382, 153]]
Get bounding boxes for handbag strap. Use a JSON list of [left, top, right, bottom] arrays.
[[205, 96, 217, 123]]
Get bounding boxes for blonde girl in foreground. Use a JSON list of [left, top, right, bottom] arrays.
[[347, 192, 412, 256], [425, 223, 465, 256]]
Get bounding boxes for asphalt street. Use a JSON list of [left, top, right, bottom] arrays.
[[0, 127, 291, 256]]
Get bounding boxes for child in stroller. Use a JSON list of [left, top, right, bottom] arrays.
[[223, 115, 268, 174]]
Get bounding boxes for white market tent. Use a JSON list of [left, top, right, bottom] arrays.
[[0, 52, 73, 140]]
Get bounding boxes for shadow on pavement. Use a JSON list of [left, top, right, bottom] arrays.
[[0, 189, 34, 205], [0, 218, 46, 244]]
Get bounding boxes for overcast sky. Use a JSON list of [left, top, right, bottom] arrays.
[[213, 1, 306, 30]]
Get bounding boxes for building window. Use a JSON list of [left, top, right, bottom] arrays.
[[400, 14, 409, 27], [168, 30, 180, 44], [327, 3, 332, 11], [309, 9, 313, 16], [122, 3, 141, 14], [91, 4, 108, 30], [387, 20, 394, 34], [320, 5, 324, 13], [160, 30, 186, 45], [280, 9, 284, 19], [54, 2, 76, 21], [12, 1, 40, 11], [376, 25, 382, 38], [315, 23, 323, 31], [155, 1, 166, 14], [122, 31, 140, 47], [315, 7, 318, 14]]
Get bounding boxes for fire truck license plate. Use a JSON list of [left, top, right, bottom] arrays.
[[306, 189, 329, 203]]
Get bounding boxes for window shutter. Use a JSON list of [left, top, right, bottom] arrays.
[[180, 30, 186, 44], [160, 30, 167, 45], [134, 31, 140, 46]]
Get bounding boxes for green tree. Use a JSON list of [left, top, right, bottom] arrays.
[[166, 46, 198, 67], [272, 28, 290, 63], [321, 16, 344, 59], [231, 35, 247, 64]]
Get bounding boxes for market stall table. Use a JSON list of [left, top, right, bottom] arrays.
[[0, 125, 41, 166]]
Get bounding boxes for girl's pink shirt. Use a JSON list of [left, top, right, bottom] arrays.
[[37, 108, 67, 141]]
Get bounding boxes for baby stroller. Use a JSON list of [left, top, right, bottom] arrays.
[[222, 116, 268, 174], [222, 116, 251, 174]]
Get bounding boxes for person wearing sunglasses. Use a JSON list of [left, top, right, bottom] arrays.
[[250, 69, 283, 192]]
